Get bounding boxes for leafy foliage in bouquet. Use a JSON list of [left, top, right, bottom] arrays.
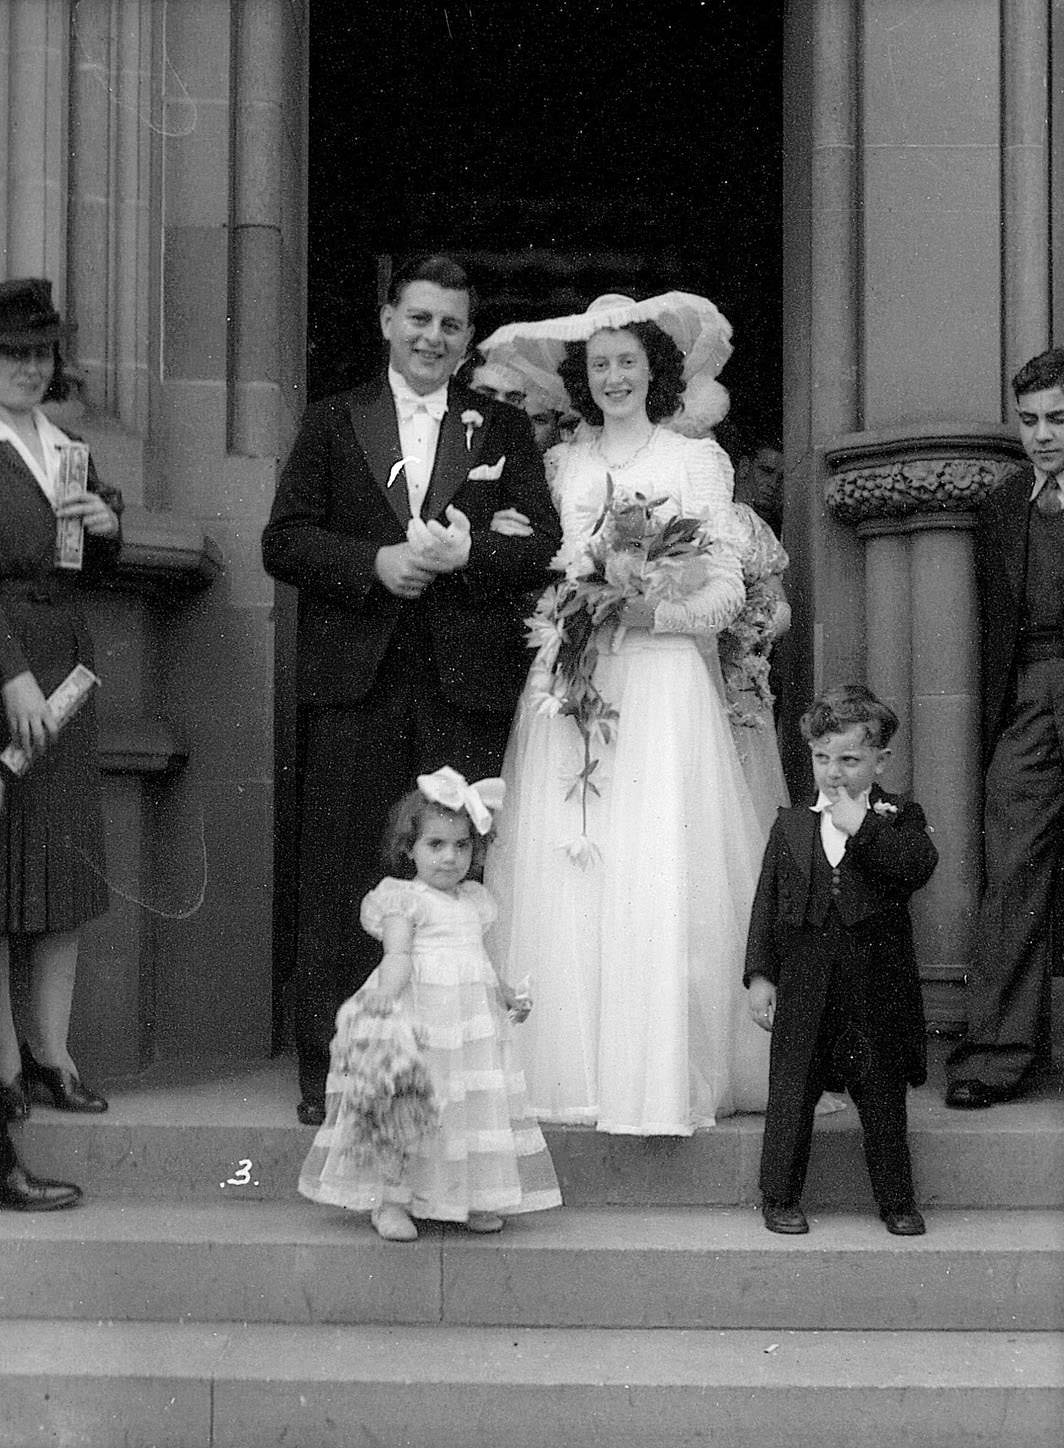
[[332, 994, 439, 1181], [718, 577, 778, 729], [526, 475, 717, 863]]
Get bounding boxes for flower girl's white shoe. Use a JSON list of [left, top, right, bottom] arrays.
[[371, 1204, 418, 1241], [466, 1212, 504, 1233]]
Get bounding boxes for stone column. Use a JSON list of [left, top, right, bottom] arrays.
[[67, 0, 154, 433], [0, 0, 69, 281], [824, 426, 1024, 1028]]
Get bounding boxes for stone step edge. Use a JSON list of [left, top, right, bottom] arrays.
[[4, 1320, 1063, 1387], [2, 1205, 1060, 1333], [7, 1327, 1060, 1448]]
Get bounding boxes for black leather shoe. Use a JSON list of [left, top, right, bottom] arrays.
[[762, 1200, 809, 1234], [945, 1079, 1020, 1110], [0, 1162, 82, 1212], [0, 1073, 30, 1122], [881, 1206, 926, 1236], [21, 1047, 108, 1114], [297, 1099, 326, 1127]]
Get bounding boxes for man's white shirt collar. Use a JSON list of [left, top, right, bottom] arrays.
[[388, 367, 449, 418]]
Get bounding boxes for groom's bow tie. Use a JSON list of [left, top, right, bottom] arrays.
[[392, 383, 448, 423]]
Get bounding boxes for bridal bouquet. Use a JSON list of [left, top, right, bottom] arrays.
[[717, 578, 779, 729], [329, 993, 439, 1179], [526, 477, 721, 863]]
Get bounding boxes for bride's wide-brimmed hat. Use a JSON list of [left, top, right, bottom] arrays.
[[479, 291, 732, 432], [480, 290, 732, 386]]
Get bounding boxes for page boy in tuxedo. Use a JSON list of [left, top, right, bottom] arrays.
[[745, 684, 938, 1236], [262, 255, 560, 1123]]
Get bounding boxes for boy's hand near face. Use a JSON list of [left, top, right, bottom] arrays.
[[827, 787, 868, 837]]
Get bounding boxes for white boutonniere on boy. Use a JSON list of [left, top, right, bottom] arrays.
[[872, 799, 899, 819], [461, 409, 483, 450]]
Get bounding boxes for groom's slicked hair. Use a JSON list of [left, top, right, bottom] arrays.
[[387, 254, 478, 321]]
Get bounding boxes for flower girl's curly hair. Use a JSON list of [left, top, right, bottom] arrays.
[[381, 789, 493, 878], [559, 320, 686, 427]]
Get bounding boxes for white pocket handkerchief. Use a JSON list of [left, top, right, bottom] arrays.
[[467, 457, 506, 482]]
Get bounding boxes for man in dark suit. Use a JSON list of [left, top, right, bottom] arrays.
[[262, 256, 560, 1122], [946, 348, 1064, 1107]]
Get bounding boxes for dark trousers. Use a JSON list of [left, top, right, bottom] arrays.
[[948, 659, 1064, 1090], [759, 977, 915, 1212], [291, 644, 512, 1101]]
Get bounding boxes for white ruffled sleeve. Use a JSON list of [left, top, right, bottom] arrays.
[[652, 438, 745, 636], [359, 878, 424, 940]]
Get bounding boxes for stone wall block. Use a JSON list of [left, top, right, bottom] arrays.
[[162, 227, 229, 381], [233, 101, 282, 226], [862, 0, 999, 146], [863, 532, 912, 789], [163, 98, 231, 228], [162, 0, 231, 100]]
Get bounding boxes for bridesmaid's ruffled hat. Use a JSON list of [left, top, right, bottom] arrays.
[[479, 291, 732, 437], [0, 278, 72, 347]]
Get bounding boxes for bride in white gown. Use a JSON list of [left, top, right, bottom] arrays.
[[482, 293, 771, 1134]]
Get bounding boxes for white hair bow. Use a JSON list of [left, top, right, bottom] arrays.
[[416, 766, 505, 835]]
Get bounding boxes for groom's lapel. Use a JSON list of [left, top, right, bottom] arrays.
[[348, 384, 410, 527], [424, 396, 470, 522]]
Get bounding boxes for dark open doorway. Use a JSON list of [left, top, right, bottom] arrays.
[[307, 1, 783, 443], [273, 2, 786, 1044]]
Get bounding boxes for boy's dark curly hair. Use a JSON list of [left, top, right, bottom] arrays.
[[799, 683, 899, 749], [558, 320, 685, 427], [380, 788, 492, 878]]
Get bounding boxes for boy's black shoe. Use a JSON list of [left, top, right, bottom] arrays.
[[880, 1206, 926, 1236], [762, 1199, 809, 1234]]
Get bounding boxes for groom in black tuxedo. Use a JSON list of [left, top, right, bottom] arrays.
[[262, 255, 560, 1122], [946, 347, 1064, 1108]]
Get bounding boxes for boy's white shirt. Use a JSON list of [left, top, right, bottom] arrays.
[[810, 789, 870, 867]]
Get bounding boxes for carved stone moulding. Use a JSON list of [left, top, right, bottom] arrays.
[[823, 422, 1025, 526]]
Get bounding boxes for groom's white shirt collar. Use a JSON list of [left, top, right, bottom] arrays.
[[388, 366, 449, 418]]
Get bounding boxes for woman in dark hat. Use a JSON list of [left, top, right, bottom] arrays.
[[0, 277, 121, 1124]]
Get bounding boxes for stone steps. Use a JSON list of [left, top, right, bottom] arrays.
[[2, 1056, 1061, 1445], [3, 1320, 1061, 1448], [11, 1055, 1064, 1207], [1, 1201, 1060, 1331]]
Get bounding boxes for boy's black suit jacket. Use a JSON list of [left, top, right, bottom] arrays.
[[261, 375, 561, 715], [743, 786, 938, 1088]]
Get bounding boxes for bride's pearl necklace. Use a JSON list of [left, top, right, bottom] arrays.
[[594, 425, 658, 471]]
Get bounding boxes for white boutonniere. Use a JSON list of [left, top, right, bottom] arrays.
[[461, 409, 484, 450], [386, 456, 421, 489], [467, 456, 506, 482], [872, 800, 899, 818]]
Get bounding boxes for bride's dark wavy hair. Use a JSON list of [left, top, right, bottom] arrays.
[[558, 320, 686, 427]]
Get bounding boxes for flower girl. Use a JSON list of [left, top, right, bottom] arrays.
[[298, 767, 561, 1241]]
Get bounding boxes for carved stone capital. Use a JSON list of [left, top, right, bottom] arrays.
[[822, 422, 1025, 525]]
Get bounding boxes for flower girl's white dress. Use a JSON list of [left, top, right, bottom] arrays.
[[299, 877, 561, 1219], [486, 429, 772, 1134]]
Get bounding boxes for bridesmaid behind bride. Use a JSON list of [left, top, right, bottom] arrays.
[[482, 292, 771, 1135]]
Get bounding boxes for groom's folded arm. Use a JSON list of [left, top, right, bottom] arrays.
[[463, 416, 560, 593], [262, 404, 388, 606]]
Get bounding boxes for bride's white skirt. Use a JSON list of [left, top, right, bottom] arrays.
[[486, 631, 772, 1134]]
